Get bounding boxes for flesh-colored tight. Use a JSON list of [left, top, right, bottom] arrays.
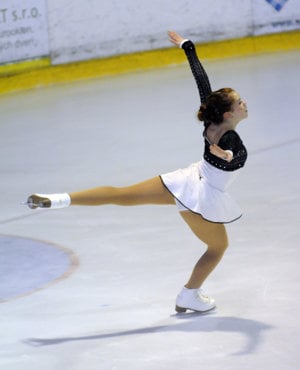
[[70, 176, 228, 289]]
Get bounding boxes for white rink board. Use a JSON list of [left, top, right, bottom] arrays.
[[47, 0, 300, 64], [0, 0, 299, 65]]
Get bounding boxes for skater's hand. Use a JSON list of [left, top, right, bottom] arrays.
[[168, 31, 186, 47], [209, 144, 233, 162]]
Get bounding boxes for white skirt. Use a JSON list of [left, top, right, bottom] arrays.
[[160, 160, 242, 223]]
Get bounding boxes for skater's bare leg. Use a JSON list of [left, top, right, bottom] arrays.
[[179, 210, 228, 289], [70, 176, 175, 206]]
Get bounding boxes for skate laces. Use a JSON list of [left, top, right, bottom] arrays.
[[197, 289, 210, 301]]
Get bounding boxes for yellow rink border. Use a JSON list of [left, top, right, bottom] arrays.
[[0, 30, 299, 95]]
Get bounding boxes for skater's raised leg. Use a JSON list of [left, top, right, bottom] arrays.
[[26, 176, 175, 209]]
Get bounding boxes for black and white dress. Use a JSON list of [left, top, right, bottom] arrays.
[[160, 40, 247, 223]]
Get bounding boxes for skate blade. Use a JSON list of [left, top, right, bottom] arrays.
[[175, 304, 216, 314], [21, 201, 36, 209], [20, 201, 42, 209]]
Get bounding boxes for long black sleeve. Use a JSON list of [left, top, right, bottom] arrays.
[[181, 40, 212, 104]]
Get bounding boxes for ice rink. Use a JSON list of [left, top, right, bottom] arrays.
[[0, 48, 299, 369]]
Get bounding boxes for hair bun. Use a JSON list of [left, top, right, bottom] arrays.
[[197, 88, 235, 126], [197, 104, 206, 121], [198, 104, 223, 124]]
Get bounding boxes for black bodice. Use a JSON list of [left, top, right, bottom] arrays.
[[204, 130, 247, 171]]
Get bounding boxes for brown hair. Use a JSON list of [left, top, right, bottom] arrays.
[[198, 88, 235, 129]]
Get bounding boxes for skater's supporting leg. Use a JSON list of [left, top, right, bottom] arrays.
[[179, 210, 228, 289], [175, 211, 228, 312]]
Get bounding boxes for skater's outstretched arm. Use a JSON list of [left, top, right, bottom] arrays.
[[168, 31, 212, 103]]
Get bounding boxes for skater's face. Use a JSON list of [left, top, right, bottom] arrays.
[[228, 91, 248, 122]]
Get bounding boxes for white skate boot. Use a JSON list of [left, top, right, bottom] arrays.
[[175, 287, 216, 313], [25, 193, 71, 209]]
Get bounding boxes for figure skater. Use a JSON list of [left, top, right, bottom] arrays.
[[25, 31, 248, 313]]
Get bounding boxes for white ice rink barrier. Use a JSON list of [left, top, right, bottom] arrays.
[[0, 0, 299, 66]]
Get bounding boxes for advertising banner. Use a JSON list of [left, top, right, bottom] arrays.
[[253, 0, 299, 35], [0, 0, 49, 64]]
